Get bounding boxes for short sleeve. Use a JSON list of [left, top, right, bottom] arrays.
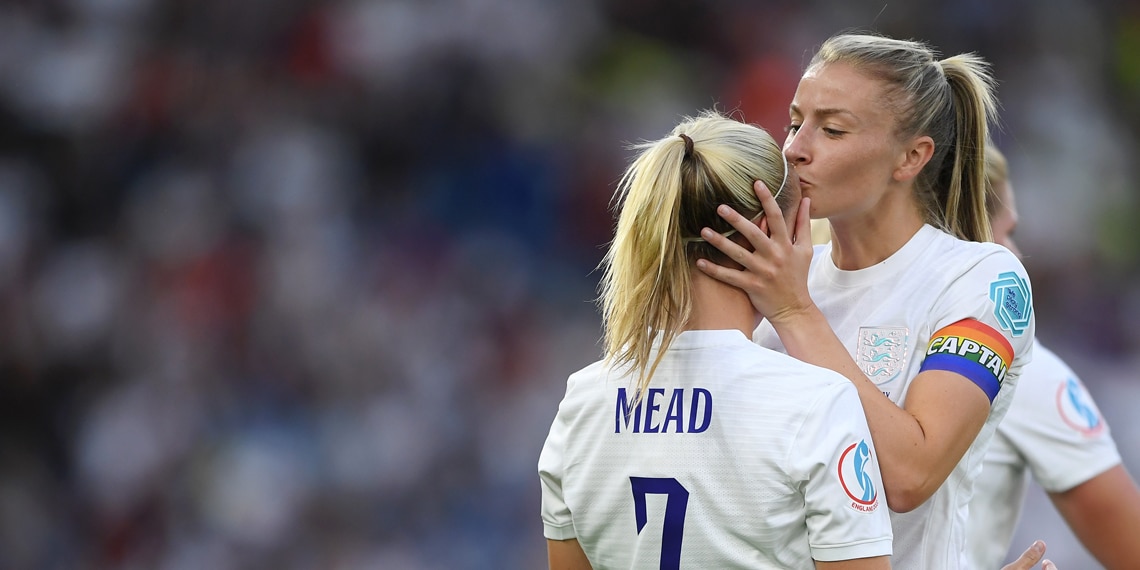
[[789, 382, 893, 562], [1000, 345, 1122, 492], [921, 250, 1036, 403], [539, 392, 577, 540]]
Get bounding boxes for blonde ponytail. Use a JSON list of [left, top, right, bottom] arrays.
[[939, 55, 997, 242], [599, 111, 787, 398]]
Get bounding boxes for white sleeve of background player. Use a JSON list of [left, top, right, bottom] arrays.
[[539, 386, 577, 540], [927, 248, 1036, 394], [789, 381, 893, 562], [999, 344, 1122, 492]]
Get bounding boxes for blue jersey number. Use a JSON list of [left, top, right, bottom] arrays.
[[629, 477, 689, 570]]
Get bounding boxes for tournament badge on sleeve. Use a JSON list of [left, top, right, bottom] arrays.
[[838, 439, 879, 513], [1056, 377, 1106, 437], [856, 327, 908, 388]]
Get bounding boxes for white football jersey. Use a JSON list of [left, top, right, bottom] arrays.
[[539, 329, 892, 569], [966, 340, 1121, 568], [754, 224, 1036, 570]]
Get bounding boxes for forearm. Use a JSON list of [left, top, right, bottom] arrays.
[[548, 538, 592, 570], [775, 307, 989, 513], [775, 310, 934, 506], [815, 556, 891, 569], [1050, 465, 1140, 570]]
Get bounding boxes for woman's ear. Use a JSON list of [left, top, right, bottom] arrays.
[[893, 135, 935, 183]]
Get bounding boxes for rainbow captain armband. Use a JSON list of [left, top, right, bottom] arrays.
[[919, 319, 1014, 403]]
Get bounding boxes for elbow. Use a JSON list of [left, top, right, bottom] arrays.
[[882, 476, 938, 513], [884, 488, 925, 513]]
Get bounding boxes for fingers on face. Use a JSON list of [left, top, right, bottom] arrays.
[[794, 197, 812, 245]]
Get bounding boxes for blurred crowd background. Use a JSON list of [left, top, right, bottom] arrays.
[[0, 0, 1138, 568]]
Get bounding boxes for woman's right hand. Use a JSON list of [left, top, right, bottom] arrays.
[[1001, 540, 1058, 570], [695, 180, 815, 326]]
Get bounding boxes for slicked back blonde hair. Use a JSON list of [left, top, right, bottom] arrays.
[[599, 110, 789, 399], [811, 33, 998, 242]]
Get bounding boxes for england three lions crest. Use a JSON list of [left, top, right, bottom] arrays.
[[857, 327, 908, 386]]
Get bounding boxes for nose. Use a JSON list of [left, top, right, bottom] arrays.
[[783, 129, 809, 165]]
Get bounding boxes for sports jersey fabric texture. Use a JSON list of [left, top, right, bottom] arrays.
[[966, 340, 1121, 568], [753, 224, 1036, 570], [538, 329, 892, 568]]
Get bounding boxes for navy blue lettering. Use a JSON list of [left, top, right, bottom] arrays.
[[688, 388, 712, 433], [643, 388, 665, 433], [616, 388, 642, 433], [662, 389, 684, 433], [618, 387, 712, 434]]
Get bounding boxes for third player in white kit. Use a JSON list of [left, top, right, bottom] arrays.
[[966, 145, 1140, 569]]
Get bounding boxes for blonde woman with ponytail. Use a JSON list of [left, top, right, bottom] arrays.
[[966, 145, 1140, 569], [698, 33, 1043, 569], [539, 111, 893, 569]]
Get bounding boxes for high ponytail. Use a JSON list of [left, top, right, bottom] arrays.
[[810, 33, 998, 242], [600, 134, 692, 396], [939, 55, 998, 242], [599, 111, 787, 398]]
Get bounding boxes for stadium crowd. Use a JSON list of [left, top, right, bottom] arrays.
[[0, 0, 1138, 568]]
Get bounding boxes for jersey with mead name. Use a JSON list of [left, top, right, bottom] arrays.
[[966, 340, 1121, 568], [538, 330, 892, 569], [754, 224, 1036, 570]]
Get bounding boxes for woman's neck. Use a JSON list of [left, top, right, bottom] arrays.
[[685, 267, 758, 337], [827, 197, 926, 270]]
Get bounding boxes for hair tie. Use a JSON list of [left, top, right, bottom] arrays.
[[679, 133, 694, 157]]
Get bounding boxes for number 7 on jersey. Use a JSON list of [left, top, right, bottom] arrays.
[[630, 477, 689, 570]]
